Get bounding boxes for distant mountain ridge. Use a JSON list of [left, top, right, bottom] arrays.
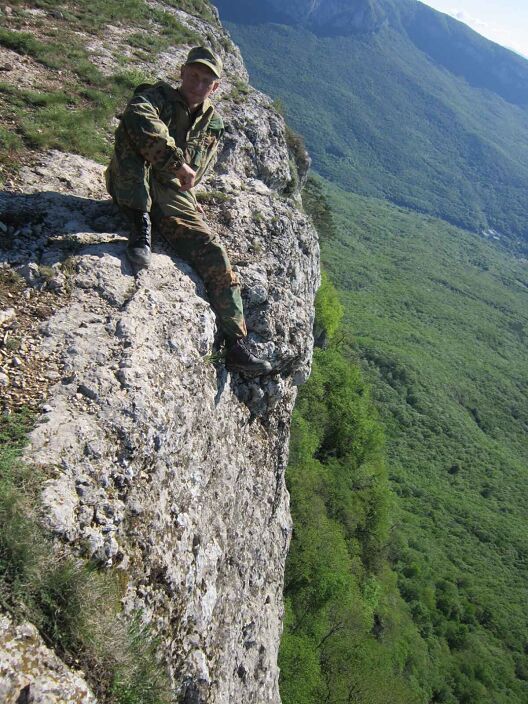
[[263, 0, 388, 34], [405, 3, 528, 109], [213, 0, 390, 34], [216, 0, 528, 108], [215, 0, 528, 246]]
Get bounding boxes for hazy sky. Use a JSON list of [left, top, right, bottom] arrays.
[[422, 0, 528, 58]]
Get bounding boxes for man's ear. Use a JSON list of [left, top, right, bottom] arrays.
[[211, 80, 220, 95]]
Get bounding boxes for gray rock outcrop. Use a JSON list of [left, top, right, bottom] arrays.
[[0, 615, 97, 704], [0, 3, 319, 702]]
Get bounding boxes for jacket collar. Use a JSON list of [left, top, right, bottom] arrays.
[[174, 87, 212, 116]]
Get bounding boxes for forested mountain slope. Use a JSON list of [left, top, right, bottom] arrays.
[[215, 0, 528, 248], [280, 175, 528, 704], [323, 180, 528, 704]]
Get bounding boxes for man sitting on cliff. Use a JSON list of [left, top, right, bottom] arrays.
[[105, 46, 271, 376]]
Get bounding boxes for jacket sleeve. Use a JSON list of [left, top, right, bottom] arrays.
[[122, 84, 184, 174]]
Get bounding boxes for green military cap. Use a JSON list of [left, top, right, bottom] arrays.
[[185, 46, 223, 78]]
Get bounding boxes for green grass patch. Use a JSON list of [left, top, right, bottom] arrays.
[[0, 1, 203, 171], [126, 12, 199, 56], [0, 127, 23, 184], [0, 68, 149, 163], [229, 78, 251, 103], [163, 0, 216, 23], [196, 190, 231, 204], [0, 28, 63, 69]]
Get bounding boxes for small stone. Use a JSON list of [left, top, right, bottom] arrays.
[[11, 356, 22, 368], [0, 221, 7, 233], [84, 528, 104, 556], [42, 404, 53, 413], [78, 505, 94, 528], [0, 372, 9, 387], [84, 441, 102, 459], [104, 535, 119, 560], [77, 383, 99, 401], [17, 262, 41, 286], [0, 308, 16, 326]]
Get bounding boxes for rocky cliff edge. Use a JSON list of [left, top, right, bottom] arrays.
[[0, 4, 319, 703]]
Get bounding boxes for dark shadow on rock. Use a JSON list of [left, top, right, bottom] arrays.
[[214, 363, 228, 406], [0, 189, 176, 275], [0, 189, 124, 234], [0, 189, 129, 271], [15, 684, 31, 704]]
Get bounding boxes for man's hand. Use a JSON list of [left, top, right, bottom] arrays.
[[176, 163, 196, 192]]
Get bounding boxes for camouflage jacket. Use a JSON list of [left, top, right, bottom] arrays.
[[111, 80, 224, 187]]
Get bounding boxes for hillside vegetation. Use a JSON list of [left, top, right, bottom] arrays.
[[281, 176, 528, 704], [217, 3, 528, 700], [217, 2, 528, 248], [316, 177, 528, 704], [280, 266, 428, 704]]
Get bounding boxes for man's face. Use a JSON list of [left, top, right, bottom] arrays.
[[180, 63, 220, 108]]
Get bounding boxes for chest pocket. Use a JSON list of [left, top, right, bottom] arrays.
[[187, 116, 224, 170]]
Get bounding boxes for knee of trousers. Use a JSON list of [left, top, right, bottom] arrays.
[[205, 268, 241, 296], [156, 214, 211, 239]]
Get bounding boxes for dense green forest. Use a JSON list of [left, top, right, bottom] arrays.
[[219, 11, 528, 248], [325, 178, 528, 704], [280, 260, 430, 703], [282, 176, 528, 704]]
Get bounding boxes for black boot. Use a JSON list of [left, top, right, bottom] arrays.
[[122, 206, 152, 268], [225, 338, 272, 375]]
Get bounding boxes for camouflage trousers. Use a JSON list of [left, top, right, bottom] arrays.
[[105, 158, 247, 341], [155, 210, 247, 342]]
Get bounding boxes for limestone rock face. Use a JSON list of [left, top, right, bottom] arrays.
[[0, 3, 319, 703], [0, 615, 97, 704]]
